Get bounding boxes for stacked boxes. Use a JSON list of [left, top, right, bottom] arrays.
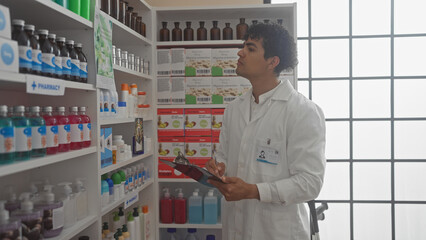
[[0, 4, 18, 73], [158, 137, 185, 178]]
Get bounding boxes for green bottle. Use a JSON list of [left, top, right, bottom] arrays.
[[68, 0, 81, 15], [0, 105, 15, 164], [80, 0, 90, 20], [55, 0, 67, 8], [12, 106, 31, 161]]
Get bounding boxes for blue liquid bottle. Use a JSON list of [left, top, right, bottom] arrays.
[[188, 189, 202, 224], [12, 106, 31, 161], [203, 189, 217, 224], [0, 105, 15, 164], [29, 106, 46, 158]]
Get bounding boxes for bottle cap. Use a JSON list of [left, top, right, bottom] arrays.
[[75, 43, 83, 48], [130, 84, 137, 89], [163, 188, 170, 198], [127, 212, 134, 221], [121, 84, 129, 91], [118, 207, 124, 216], [188, 228, 197, 233], [167, 228, 177, 233], [38, 29, 49, 35], [66, 39, 74, 45], [137, 91, 146, 95], [142, 104, 150, 108], [57, 106, 65, 112], [142, 205, 148, 213], [43, 106, 53, 112], [19, 192, 33, 211], [111, 173, 122, 185], [208, 189, 214, 197], [133, 207, 139, 217], [79, 106, 86, 112], [122, 224, 128, 232], [69, 106, 79, 112], [12, 19, 25, 26], [24, 24, 35, 31], [14, 105, 25, 113], [113, 135, 123, 140], [103, 222, 109, 230], [206, 235, 216, 240], [75, 178, 85, 192], [0, 105, 7, 112], [56, 37, 66, 42], [43, 185, 55, 202], [30, 106, 40, 113], [57, 182, 73, 196], [48, 33, 56, 39], [78, 236, 90, 240], [176, 188, 184, 198]]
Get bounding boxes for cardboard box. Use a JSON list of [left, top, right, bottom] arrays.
[[239, 76, 252, 96], [0, 38, 18, 73], [211, 108, 224, 137], [185, 48, 211, 76], [212, 136, 220, 158], [158, 159, 186, 178], [211, 48, 239, 76], [185, 77, 211, 104], [0, 5, 11, 39], [101, 128, 113, 168], [171, 77, 185, 105], [184, 136, 212, 159], [184, 108, 212, 136], [157, 108, 184, 136], [171, 48, 185, 76], [157, 77, 171, 104], [212, 77, 239, 104], [157, 49, 171, 76], [157, 136, 186, 179]]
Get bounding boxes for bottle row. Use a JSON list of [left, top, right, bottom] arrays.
[[52, 0, 91, 20], [0, 178, 88, 239], [100, 0, 147, 37], [112, 45, 150, 75], [0, 105, 91, 164], [166, 228, 216, 240], [11, 19, 88, 83]]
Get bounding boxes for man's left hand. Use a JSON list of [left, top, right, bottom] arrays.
[[208, 176, 260, 201]]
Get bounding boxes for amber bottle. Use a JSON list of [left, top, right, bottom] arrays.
[[159, 22, 170, 42], [118, 0, 126, 24], [101, 0, 110, 15], [172, 22, 182, 41], [131, 13, 138, 31], [184, 21, 194, 41], [141, 20, 146, 37], [136, 16, 142, 34], [197, 21, 207, 41], [236, 18, 248, 40], [110, 0, 119, 19], [125, 7, 133, 27], [210, 20, 220, 40], [223, 23, 233, 40]]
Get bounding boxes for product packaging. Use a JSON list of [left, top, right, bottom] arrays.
[[157, 109, 184, 136], [184, 108, 212, 136]]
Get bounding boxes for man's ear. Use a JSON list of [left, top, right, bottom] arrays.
[[268, 56, 280, 70]]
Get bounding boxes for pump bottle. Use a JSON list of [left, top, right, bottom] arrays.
[[11, 193, 42, 240], [0, 201, 22, 240], [203, 189, 217, 224], [34, 185, 64, 238], [57, 182, 76, 228], [174, 188, 187, 224], [160, 188, 173, 223], [188, 189, 202, 224], [132, 207, 140, 240], [75, 178, 88, 220]]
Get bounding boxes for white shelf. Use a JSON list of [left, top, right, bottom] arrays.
[[157, 104, 227, 109], [100, 150, 154, 175], [158, 222, 222, 229], [113, 65, 153, 80], [2, 0, 92, 30], [156, 40, 243, 47], [158, 178, 196, 183], [51, 215, 98, 240], [99, 116, 153, 125], [101, 179, 154, 215], [0, 146, 97, 178]]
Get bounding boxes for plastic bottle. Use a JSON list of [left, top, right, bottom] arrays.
[[203, 189, 217, 224], [101, 180, 109, 208], [24, 25, 42, 75], [11, 193, 43, 240], [103, 90, 111, 117], [160, 188, 173, 223], [117, 170, 126, 196], [75, 43, 88, 83], [122, 224, 130, 240], [117, 207, 125, 227], [69, 106, 83, 150], [210, 21, 220, 40], [29, 106, 46, 158], [197, 21, 207, 41], [126, 213, 135, 240], [79, 107, 91, 148], [141, 205, 151, 240], [48, 34, 62, 79], [102, 222, 110, 238], [12, 106, 31, 161], [185, 228, 198, 240], [68, 0, 81, 15], [138, 163, 143, 186], [113, 135, 125, 162], [57, 182, 76, 228], [38, 29, 55, 77], [0, 105, 15, 164], [99, 90, 104, 117], [120, 84, 129, 118], [127, 167, 133, 191], [132, 208, 140, 240], [42, 106, 58, 155], [167, 228, 178, 240], [112, 212, 120, 232], [108, 90, 117, 117], [56, 37, 71, 80], [188, 189, 202, 224], [102, 174, 114, 203], [80, 0, 90, 20], [111, 172, 122, 201], [66, 40, 80, 82], [174, 188, 187, 224], [130, 84, 138, 118], [236, 18, 248, 40], [74, 178, 88, 220], [12, 19, 32, 74], [34, 185, 64, 238], [56, 106, 71, 152], [0, 201, 21, 240]]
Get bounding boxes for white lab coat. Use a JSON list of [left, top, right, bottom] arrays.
[[216, 80, 326, 240]]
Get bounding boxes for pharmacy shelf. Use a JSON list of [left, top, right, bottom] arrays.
[[2, 0, 93, 30], [156, 40, 243, 48], [158, 178, 196, 183], [99, 115, 153, 126], [101, 178, 154, 215], [100, 150, 154, 175], [158, 222, 222, 229], [157, 104, 227, 109], [51, 215, 98, 240], [0, 146, 97, 178], [113, 65, 153, 80]]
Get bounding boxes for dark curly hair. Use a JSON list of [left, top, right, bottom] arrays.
[[244, 23, 298, 76]]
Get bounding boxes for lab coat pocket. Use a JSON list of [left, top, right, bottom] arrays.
[[252, 203, 292, 240], [252, 138, 284, 178]]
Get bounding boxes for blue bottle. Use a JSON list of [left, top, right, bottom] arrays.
[[29, 106, 46, 158], [188, 189, 202, 224], [203, 189, 217, 224], [0, 106, 15, 164], [12, 106, 31, 161], [185, 228, 198, 240]]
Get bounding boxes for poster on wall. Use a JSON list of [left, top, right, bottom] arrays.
[[94, 9, 115, 90]]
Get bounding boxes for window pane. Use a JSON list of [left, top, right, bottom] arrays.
[[394, 79, 426, 117], [272, 0, 309, 37], [297, 39, 309, 78], [353, 0, 390, 35], [395, 0, 426, 34], [396, 204, 426, 240], [318, 162, 349, 200], [353, 121, 391, 159], [325, 121, 350, 159], [354, 204, 391, 240], [353, 38, 390, 77], [394, 121, 426, 159], [353, 80, 391, 118], [297, 80, 309, 98], [312, 0, 349, 36], [312, 80, 349, 118], [353, 163, 391, 200], [394, 37, 426, 76], [318, 203, 350, 240], [395, 163, 426, 201], [312, 39, 349, 77]]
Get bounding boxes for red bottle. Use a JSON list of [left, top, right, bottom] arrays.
[[79, 106, 91, 148], [69, 106, 83, 150], [56, 106, 70, 152], [43, 106, 58, 155], [174, 188, 187, 224], [160, 188, 174, 223]]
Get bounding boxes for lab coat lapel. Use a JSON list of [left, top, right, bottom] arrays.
[[237, 90, 251, 126]]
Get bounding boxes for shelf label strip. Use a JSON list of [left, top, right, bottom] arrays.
[[26, 75, 65, 96]]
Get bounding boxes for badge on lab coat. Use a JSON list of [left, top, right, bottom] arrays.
[[256, 144, 280, 165]]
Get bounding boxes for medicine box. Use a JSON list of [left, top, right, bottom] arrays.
[[184, 136, 212, 160], [0, 38, 18, 73], [158, 159, 186, 179], [184, 108, 212, 136], [171, 48, 186, 76], [157, 49, 171, 76], [157, 108, 184, 136], [212, 77, 239, 104], [157, 77, 171, 104], [211, 108, 224, 137], [185, 48, 211, 76], [101, 128, 113, 168], [185, 77, 212, 104], [171, 77, 185, 105], [0, 5, 11, 39], [158, 136, 186, 179], [211, 48, 239, 76]]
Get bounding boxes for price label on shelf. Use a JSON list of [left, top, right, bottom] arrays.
[[124, 191, 139, 209], [26, 75, 65, 96]]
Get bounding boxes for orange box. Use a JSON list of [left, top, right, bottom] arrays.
[[184, 136, 212, 161], [211, 108, 224, 137], [184, 108, 212, 136], [157, 108, 184, 136], [158, 137, 185, 158]]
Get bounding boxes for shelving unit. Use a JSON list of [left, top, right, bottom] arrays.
[[113, 64, 153, 80], [100, 151, 153, 175], [158, 222, 222, 229]]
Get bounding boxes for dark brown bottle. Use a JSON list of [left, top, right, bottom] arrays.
[[110, 0, 119, 19], [141, 19, 146, 37], [125, 6, 133, 27], [236, 18, 248, 40], [101, 0, 110, 15], [252, 20, 258, 25], [159, 22, 170, 42], [210, 21, 220, 40], [136, 16, 142, 34], [277, 19, 283, 26], [172, 22, 182, 41], [197, 21, 207, 41], [223, 22, 233, 40], [118, 0, 126, 23], [264, 19, 270, 24], [184, 21, 194, 41], [131, 13, 137, 31]]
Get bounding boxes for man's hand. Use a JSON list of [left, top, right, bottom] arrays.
[[208, 177, 260, 201], [206, 158, 226, 178]]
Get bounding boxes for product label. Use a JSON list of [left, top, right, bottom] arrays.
[[71, 59, 80, 77], [71, 123, 83, 142], [19, 46, 32, 69], [47, 125, 59, 147], [58, 124, 71, 144], [55, 55, 62, 76], [80, 62, 88, 78], [83, 123, 91, 141], [0, 126, 15, 153], [31, 126, 46, 149], [15, 127, 31, 152], [128, 176, 133, 189], [62, 57, 71, 75], [52, 206, 65, 230], [42, 53, 55, 74], [32, 49, 42, 72]]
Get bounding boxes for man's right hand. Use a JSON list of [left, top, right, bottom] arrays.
[[206, 158, 226, 178]]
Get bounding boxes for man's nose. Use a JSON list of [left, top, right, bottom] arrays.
[[237, 48, 244, 57]]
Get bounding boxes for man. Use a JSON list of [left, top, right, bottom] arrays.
[[206, 23, 326, 240]]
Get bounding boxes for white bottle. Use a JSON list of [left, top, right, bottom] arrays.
[[141, 205, 151, 240], [112, 212, 121, 233], [127, 167, 134, 191], [109, 90, 118, 118], [127, 212, 135, 240], [126, 145, 132, 160], [113, 135, 126, 162], [0, 200, 21, 239], [102, 90, 111, 118], [99, 90, 104, 117], [74, 178, 88, 220], [57, 182, 77, 228], [130, 84, 138, 117], [132, 207, 141, 240]]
